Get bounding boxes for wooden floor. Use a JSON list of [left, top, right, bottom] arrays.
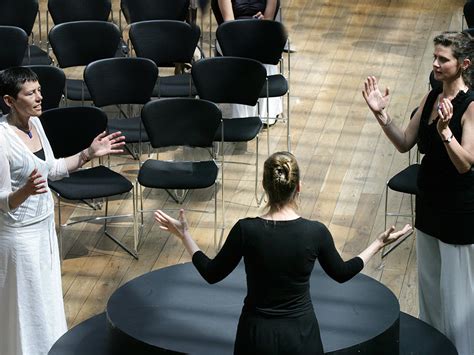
[[35, 0, 466, 328]]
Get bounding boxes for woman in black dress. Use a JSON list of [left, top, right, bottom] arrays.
[[155, 151, 411, 354], [362, 31, 474, 355]]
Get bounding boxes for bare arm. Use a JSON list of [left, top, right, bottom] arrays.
[[218, 0, 235, 21], [437, 99, 474, 173], [362, 76, 423, 153], [263, 0, 278, 19]]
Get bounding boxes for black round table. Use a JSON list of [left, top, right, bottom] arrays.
[[50, 262, 458, 355], [106, 262, 400, 354]]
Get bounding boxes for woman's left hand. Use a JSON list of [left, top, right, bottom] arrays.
[[437, 97, 453, 136], [154, 209, 189, 240], [89, 131, 125, 159]]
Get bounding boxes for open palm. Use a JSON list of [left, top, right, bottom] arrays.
[[362, 76, 390, 114]]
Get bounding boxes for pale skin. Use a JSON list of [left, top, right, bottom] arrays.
[[362, 44, 474, 174], [3, 80, 126, 210], [155, 181, 412, 266], [218, 0, 278, 21]]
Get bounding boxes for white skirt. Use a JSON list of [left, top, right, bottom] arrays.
[[0, 214, 67, 355]]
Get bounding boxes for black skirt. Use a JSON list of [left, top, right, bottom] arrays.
[[234, 311, 324, 355]]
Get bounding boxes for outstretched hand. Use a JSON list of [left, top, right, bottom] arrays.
[[154, 209, 189, 240], [362, 76, 390, 114], [89, 131, 125, 159], [377, 224, 412, 248]]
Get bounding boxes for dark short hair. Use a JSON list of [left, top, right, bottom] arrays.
[[0, 67, 39, 99]]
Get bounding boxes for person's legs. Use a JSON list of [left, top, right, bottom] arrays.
[[416, 229, 443, 332], [439, 241, 474, 355]]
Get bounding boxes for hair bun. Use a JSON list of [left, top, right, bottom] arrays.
[[273, 163, 291, 186]]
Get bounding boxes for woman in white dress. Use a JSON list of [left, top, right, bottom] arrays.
[[0, 67, 125, 355]]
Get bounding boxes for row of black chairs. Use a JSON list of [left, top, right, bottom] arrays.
[[36, 55, 268, 259]]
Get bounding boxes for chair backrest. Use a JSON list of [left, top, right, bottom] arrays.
[[0, 26, 28, 70], [129, 20, 200, 67], [121, 0, 190, 24], [40, 106, 107, 158], [141, 98, 221, 149], [216, 19, 287, 65], [48, 21, 121, 68], [192, 57, 266, 106], [84, 57, 158, 107], [0, 0, 38, 35], [26, 65, 65, 111], [48, 0, 112, 24]]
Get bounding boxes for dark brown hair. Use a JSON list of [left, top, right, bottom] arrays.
[[262, 151, 300, 212]]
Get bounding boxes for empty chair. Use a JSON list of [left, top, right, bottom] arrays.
[[129, 20, 200, 98], [84, 57, 158, 158], [47, 0, 112, 24], [216, 19, 291, 151], [40, 106, 138, 259], [27, 65, 65, 111], [136, 98, 222, 248], [0, 26, 28, 114], [120, 0, 190, 25], [48, 21, 121, 103], [192, 56, 266, 209], [0, 0, 51, 65]]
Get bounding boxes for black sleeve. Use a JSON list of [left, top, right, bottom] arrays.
[[316, 224, 364, 283], [192, 221, 244, 284]]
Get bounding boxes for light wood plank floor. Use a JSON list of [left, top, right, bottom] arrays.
[[36, 0, 466, 328]]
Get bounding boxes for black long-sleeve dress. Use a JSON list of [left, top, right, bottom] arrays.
[[192, 217, 364, 354]]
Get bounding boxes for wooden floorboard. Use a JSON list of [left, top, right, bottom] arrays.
[[34, 0, 466, 328]]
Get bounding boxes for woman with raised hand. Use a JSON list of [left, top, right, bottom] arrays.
[[362, 31, 474, 355], [155, 151, 411, 354], [0, 67, 125, 355]]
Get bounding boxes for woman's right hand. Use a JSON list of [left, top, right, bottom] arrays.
[[362, 76, 390, 114], [376, 224, 413, 249], [22, 168, 47, 196], [154, 209, 189, 240]]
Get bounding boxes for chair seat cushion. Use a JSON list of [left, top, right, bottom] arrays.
[[49, 166, 133, 200], [259, 74, 288, 98], [66, 79, 92, 101], [108, 117, 149, 143], [138, 160, 218, 189], [214, 116, 262, 142], [153, 74, 197, 97], [387, 164, 420, 195], [22, 45, 53, 66]]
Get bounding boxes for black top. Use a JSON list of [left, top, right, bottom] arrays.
[[416, 87, 474, 244], [192, 217, 364, 318], [33, 148, 45, 161]]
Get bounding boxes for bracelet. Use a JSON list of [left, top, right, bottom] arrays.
[[442, 134, 454, 144], [80, 149, 91, 163]]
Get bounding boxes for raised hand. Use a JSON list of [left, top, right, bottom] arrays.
[[154, 209, 189, 240], [22, 168, 47, 196], [89, 131, 125, 159], [377, 224, 412, 248], [362, 76, 390, 114]]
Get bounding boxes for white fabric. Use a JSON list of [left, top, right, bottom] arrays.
[[416, 229, 474, 355], [0, 116, 68, 355]]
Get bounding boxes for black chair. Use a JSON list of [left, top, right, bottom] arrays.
[[0, 26, 29, 114], [464, 1, 474, 29], [216, 19, 291, 151], [192, 57, 267, 211], [137, 98, 222, 248], [84, 57, 158, 159], [27, 65, 65, 111], [40, 106, 138, 259], [0, 0, 51, 65], [48, 20, 121, 103], [382, 108, 420, 258], [120, 0, 190, 26], [47, 0, 112, 24], [129, 20, 200, 98]]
